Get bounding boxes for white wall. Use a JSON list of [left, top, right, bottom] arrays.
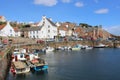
[[28, 16, 57, 39], [59, 30, 66, 37], [28, 30, 40, 39], [0, 22, 15, 37], [41, 16, 57, 39], [15, 31, 21, 37]]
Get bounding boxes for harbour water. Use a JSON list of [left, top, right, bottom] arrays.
[[7, 48, 120, 80]]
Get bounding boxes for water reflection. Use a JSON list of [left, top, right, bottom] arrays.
[[7, 48, 120, 80]]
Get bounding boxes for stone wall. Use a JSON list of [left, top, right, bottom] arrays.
[[0, 48, 12, 80], [21, 40, 115, 49]]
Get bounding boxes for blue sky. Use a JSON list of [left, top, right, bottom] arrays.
[[0, 0, 120, 35]]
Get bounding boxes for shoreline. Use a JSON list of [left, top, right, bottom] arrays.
[[20, 40, 120, 49]]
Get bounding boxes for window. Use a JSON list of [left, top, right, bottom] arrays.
[[37, 35, 38, 38], [37, 31, 38, 34], [10, 34, 12, 36], [20, 54, 23, 58], [10, 29, 12, 33], [33, 31, 35, 34], [48, 30, 50, 33], [48, 25, 50, 28], [48, 35, 50, 38]]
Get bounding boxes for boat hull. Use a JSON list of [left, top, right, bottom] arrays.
[[71, 48, 80, 51], [32, 65, 48, 71]]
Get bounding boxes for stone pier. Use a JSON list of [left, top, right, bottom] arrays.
[[0, 48, 12, 80]]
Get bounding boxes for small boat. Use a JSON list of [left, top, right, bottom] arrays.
[[29, 58, 48, 71], [11, 61, 30, 74], [85, 46, 93, 49], [56, 46, 72, 50], [116, 46, 120, 48], [71, 44, 82, 51], [45, 46, 54, 53], [13, 48, 21, 54], [82, 45, 93, 49], [64, 46, 72, 50], [94, 43, 106, 48], [56, 46, 65, 50]]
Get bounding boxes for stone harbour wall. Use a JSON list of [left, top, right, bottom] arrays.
[[0, 48, 12, 80]]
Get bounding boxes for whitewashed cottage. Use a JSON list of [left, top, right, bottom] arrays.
[[56, 22, 66, 37], [0, 16, 6, 22], [0, 22, 15, 37], [28, 16, 57, 39]]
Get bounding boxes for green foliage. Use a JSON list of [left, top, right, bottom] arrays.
[[79, 23, 92, 28], [10, 22, 17, 27], [0, 22, 6, 25], [21, 24, 31, 28]]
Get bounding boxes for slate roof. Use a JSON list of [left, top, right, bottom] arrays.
[[28, 26, 42, 31], [0, 24, 6, 30], [46, 18, 56, 27], [20, 26, 42, 31]]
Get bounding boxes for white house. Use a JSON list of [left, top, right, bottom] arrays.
[[58, 30, 66, 37], [28, 27, 41, 39], [28, 16, 57, 39], [0, 22, 15, 37], [0, 16, 6, 22], [14, 27, 21, 37]]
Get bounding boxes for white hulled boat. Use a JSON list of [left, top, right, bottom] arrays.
[[11, 61, 30, 74]]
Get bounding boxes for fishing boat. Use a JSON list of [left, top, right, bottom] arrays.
[[29, 58, 48, 71], [12, 53, 26, 62], [11, 61, 30, 74]]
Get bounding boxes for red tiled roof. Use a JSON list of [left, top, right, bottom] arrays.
[[58, 26, 68, 31], [0, 24, 6, 30], [61, 22, 76, 29], [75, 27, 83, 33], [13, 27, 19, 32], [0, 16, 3, 18]]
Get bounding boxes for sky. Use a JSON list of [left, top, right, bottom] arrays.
[[0, 0, 120, 36]]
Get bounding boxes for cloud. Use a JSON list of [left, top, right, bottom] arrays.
[[62, 0, 71, 3], [94, 8, 109, 14], [34, 0, 57, 6], [75, 2, 84, 7], [104, 26, 120, 36]]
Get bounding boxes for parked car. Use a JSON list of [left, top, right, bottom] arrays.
[[46, 38, 55, 42], [36, 40, 44, 44], [2, 39, 8, 45], [0, 44, 3, 48]]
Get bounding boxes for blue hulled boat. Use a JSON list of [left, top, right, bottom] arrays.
[[30, 58, 48, 71]]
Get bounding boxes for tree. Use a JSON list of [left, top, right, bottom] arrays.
[[79, 23, 92, 28], [0, 22, 6, 25], [21, 24, 31, 28]]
